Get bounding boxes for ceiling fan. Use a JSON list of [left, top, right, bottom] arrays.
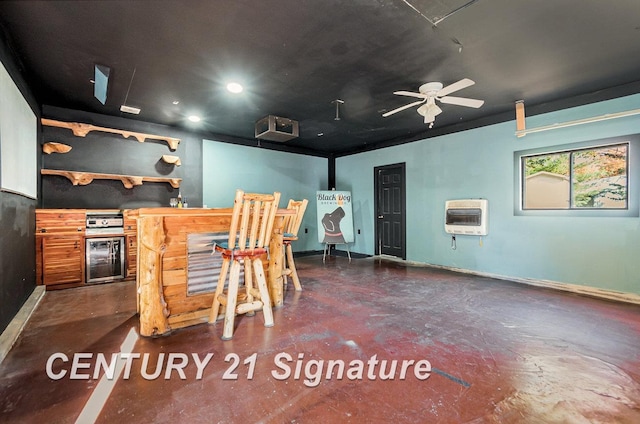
[[382, 78, 484, 128]]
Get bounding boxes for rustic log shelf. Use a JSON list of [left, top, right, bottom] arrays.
[[41, 118, 181, 150], [41, 169, 182, 189], [42, 142, 72, 154]]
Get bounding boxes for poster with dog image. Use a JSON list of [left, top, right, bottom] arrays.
[[316, 190, 354, 244]]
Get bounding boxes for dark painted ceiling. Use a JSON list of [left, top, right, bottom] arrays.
[[1, 0, 640, 157]]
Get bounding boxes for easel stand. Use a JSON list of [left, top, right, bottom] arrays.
[[323, 243, 351, 263]]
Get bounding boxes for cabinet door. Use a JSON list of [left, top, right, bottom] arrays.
[[42, 236, 84, 286], [124, 209, 138, 280], [126, 234, 137, 278]]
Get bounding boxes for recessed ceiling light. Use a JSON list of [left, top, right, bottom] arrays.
[[226, 82, 243, 94], [188, 115, 201, 122], [172, 100, 180, 105]]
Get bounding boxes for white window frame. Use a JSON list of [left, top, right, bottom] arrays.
[[514, 134, 639, 217]]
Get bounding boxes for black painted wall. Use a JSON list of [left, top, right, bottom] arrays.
[[0, 30, 39, 334], [41, 106, 203, 209], [0, 193, 36, 332]]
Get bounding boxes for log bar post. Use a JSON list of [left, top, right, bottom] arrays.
[[138, 215, 171, 336], [268, 215, 286, 307]]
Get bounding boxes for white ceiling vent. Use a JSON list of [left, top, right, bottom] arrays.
[[120, 105, 141, 115], [255, 115, 299, 142]]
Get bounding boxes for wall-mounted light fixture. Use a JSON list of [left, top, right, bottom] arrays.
[[515, 102, 640, 137]]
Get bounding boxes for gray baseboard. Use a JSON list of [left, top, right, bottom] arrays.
[[375, 255, 640, 305], [0, 285, 45, 365]]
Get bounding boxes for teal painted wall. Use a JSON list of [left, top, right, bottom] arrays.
[[202, 140, 328, 252], [336, 94, 640, 294]]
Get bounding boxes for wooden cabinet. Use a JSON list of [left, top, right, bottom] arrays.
[[36, 209, 86, 289], [36, 208, 140, 289], [41, 235, 84, 286], [124, 210, 138, 280]]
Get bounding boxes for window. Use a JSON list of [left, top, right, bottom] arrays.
[[514, 134, 639, 217], [522, 143, 628, 210]]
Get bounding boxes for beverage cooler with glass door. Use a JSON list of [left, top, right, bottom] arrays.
[[85, 237, 125, 283], [85, 211, 126, 284]]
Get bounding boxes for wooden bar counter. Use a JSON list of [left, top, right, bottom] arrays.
[[135, 207, 291, 337]]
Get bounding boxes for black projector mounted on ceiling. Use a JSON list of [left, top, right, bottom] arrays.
[[255, 115, 299, 142]]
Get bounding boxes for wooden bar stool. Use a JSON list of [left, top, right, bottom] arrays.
[[209, 189, 281, 340], [282, 198, 308, 292]]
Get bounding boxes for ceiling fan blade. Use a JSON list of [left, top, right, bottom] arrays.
[[439, 96, 484, 108], [393, 90, 428, 99], [437, 78, 475, 97], [382, 99, 426, 117]]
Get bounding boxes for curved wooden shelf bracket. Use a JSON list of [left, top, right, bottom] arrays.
[[161, 155, 181, 166], [42, 142, 72, 154], [42, 169, 181, 189], [41, 118, 181, 150]]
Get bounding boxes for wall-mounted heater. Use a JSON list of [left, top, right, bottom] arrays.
[[445, 199, 488, 236]]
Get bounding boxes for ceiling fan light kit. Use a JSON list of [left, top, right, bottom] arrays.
[[383, 78, 484, 128]]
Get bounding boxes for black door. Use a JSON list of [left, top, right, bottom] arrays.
[[374, 163, 406, 259]]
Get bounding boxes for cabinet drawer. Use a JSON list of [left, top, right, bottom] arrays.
[[36, 211, 85, 234]]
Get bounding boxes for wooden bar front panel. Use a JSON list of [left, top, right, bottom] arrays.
[[136, 208, 288, 336]]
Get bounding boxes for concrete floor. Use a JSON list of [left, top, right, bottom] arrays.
[[1, 255, 639, 423]]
